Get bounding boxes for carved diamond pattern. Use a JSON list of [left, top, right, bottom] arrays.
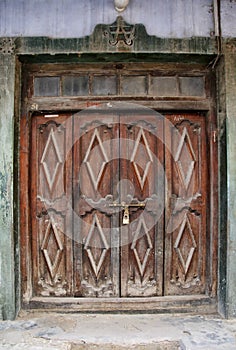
[[83, 129, 109, 190], [174, 127, 196, 190], [131, 128, 153, 190], [84, 214, 109, 277], [174, 214, 197, 275], [41, 220, 63, 280], [40, 128, 62, 191], [131, 217, 153, 276]]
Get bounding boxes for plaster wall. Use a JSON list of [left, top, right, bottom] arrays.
[[221, 0, 236, 37], [1, 1, 236, 39], [224, 42, 236, 318], [0, 0, 214, 38], [0, 54, 15, 320]]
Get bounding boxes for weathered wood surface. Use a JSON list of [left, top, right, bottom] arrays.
[[25, 295, 217, 314], [27, 111, 213, 300]]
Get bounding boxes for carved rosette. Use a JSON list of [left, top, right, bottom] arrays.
[[0, 38, 16, 55]]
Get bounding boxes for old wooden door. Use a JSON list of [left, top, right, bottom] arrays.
[[31, 110, 207, 298]]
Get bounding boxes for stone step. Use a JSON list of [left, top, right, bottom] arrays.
[[70, 342, 182, 350]]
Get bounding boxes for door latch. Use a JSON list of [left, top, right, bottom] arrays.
[[109, 201, 145, 225]]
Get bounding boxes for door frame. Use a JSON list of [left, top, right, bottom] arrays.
[[20, 61, 218, 313]]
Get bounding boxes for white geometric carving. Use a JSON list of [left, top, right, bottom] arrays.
[[131, 216, 153, 276], [174, 127, 196, 190], [83, 129, 109, 190], [41, 219, 63, 280], [131, 128, 153, 190], [174, 214, 197, 275], [40, 128, 62, 191], [84, 214, 109, 277]]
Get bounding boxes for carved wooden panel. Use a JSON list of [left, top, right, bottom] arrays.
[[164, 114, 207, 295], [73, 113, 119, 297], [120, 115, 164, 297], [31, 115, 73, 296]]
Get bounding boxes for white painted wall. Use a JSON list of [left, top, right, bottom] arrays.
[[1, 0, 236, 39], [0, 0, 214, 38], [221, 0, 236, 37]]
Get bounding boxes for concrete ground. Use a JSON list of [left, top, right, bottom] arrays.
[[0, 312, 236, 350]]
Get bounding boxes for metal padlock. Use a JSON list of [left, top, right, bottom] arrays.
[[123, 206, 130, 225]]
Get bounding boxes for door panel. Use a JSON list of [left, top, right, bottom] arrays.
[[73, 113, 120, 297], [119, 115, 164, 296], [164, 114, 207, 295], [31, 115, 73, 296]]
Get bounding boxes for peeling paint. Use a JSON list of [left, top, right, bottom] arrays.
[[0, 162, 11, 225]]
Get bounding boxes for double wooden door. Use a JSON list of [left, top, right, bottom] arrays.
[[31, 110, 207, 298]]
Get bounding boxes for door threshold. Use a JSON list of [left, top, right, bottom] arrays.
[[23, 295, 217, 315]]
